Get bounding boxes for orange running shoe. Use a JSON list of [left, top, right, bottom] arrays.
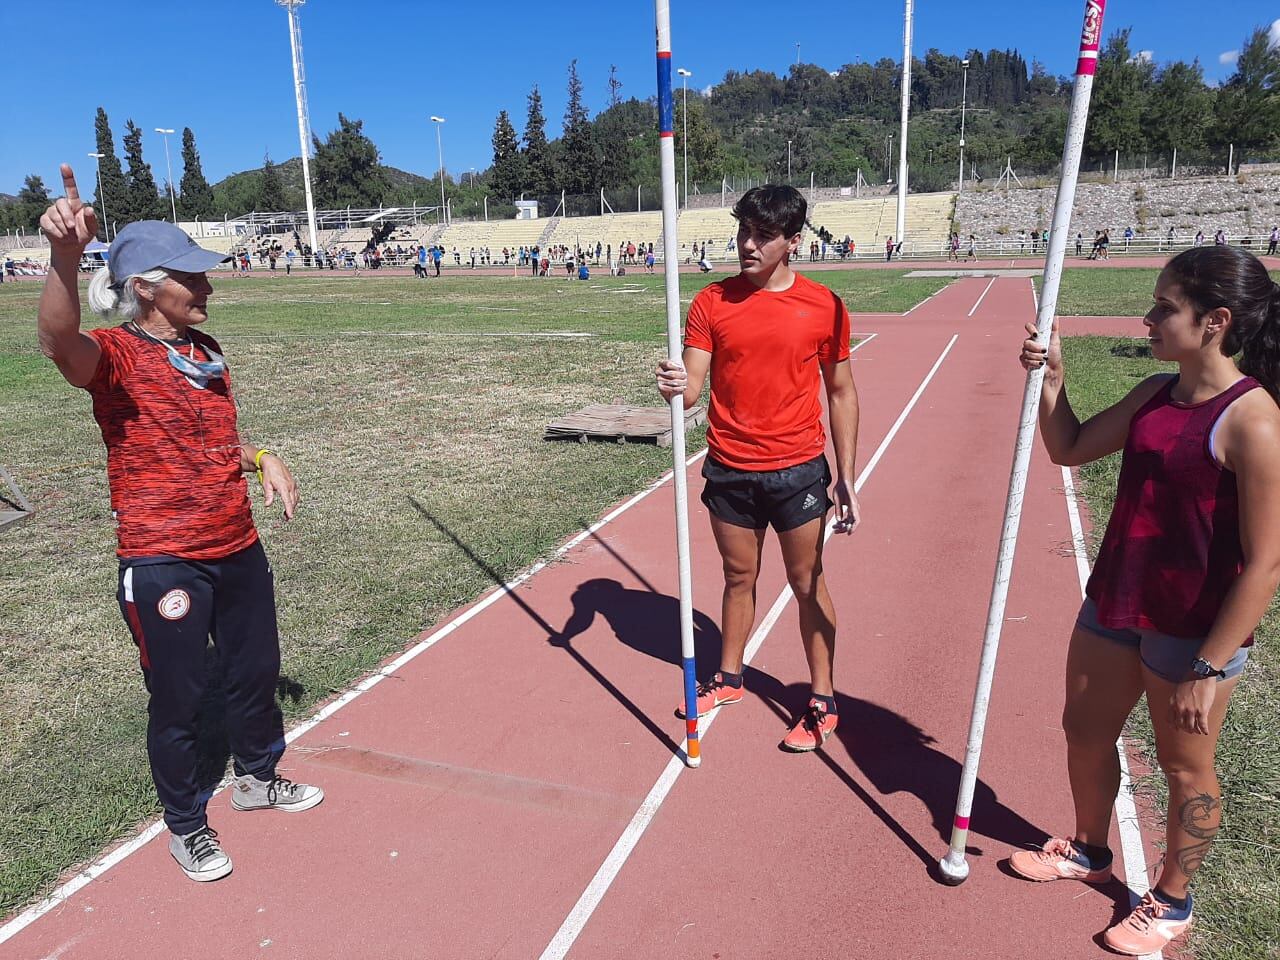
[[674, 672, 744, 719], [1008, 837, 1113, 884], [780, 698, 838, 752], [1102, 891, 1193, 956]]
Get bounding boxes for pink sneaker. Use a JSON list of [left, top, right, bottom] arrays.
[[780, 698, 838, 752], [1008, 837, 1112, 884], [675, 672, 744, 719], [1102, 891, 1193, 956]]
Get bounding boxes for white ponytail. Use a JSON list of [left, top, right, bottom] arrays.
[[86, 265, 168, 319]]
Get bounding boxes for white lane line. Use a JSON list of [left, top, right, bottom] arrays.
[[903, 288, 942, 315], [1060, 466, 1159, 960], [539, 334, 960, 960], [968, 277, 997, 317], [850, 333, 879, 352], [0, 447, 712, 947]]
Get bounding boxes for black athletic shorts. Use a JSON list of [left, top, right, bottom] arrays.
[[701, 454, 832, 532]]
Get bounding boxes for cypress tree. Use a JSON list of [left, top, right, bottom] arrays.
[[92, 107, 128, 239], [523, 85, 556, 194], [179, 127, 215, 219], [122, 119, 162, 223], [490, 110, 524, 203], [562, 60, 599, 195]]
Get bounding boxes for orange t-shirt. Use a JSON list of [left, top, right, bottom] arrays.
[[684, 272, 851, 471], [85, 325, 258, 560]]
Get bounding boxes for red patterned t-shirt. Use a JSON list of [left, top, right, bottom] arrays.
[[84, 325, 257, 559]]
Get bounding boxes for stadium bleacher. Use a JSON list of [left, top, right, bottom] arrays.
[[6, 194, 959, 268]]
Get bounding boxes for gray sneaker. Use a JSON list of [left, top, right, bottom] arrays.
[[231, 774, 324, 813], [169, 825, 233, 882]]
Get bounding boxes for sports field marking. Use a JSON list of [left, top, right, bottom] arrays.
[[967, 277, 997, 317], [902, 287, 943, 315], [539, 333, 959, 960], [0, 445, 711, 947], [850, 333, 878, 352]]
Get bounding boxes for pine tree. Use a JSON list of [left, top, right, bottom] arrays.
[[310, 113, 390, 207], [16, 175, 51, 231], [1214, 25, 1280, 156], [258, 153, 286, 211], [490, 110, 525, 203], [122, 119, 162, 223], [561, 60, 599, 195], [179, 127, 215, 219], [676, 95, 725, 184], [1086, 30, 1155, 165], [523, 85, 556, 194], [92, 107, 128, 239]]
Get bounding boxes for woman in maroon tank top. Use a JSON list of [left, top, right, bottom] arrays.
[[1010, 246, 1280, 956]]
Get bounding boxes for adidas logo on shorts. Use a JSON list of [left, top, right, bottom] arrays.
[[802, 493, 819, 511]]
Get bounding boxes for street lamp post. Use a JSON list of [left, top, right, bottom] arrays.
[[958, 59, 970, 196], [677, 68, 692, 209], [787, 140, 792, 184], [430, 116, 447, 225], [87, 152, 110, 241], [154, 128, 178, 223]]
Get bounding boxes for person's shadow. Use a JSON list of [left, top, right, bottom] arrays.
[[548, 578, 723, 681], [747, 673, 1048, 866]]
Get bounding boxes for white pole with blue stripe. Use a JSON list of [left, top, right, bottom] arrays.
[[654, 0, 700, 767]]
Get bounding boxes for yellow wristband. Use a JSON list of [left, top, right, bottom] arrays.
[[254, 448, 273, 482]]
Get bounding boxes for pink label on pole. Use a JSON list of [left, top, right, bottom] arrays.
[[954, 815, 970, 831], [1076, 0, 1106, 76]]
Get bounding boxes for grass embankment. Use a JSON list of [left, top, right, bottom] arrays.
[[0, 268, 944, 916], [1061, 336, 1279, 960]]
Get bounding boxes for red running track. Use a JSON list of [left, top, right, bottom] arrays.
[[1, 279, 1161, 959]]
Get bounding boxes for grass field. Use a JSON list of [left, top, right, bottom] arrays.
[[0, 267, 944, 916], [1049, 268, 1162, 317], [1062, 337, 1279, 960]]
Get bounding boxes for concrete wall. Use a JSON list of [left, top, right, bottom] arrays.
[[954, 172, 1280, 241]]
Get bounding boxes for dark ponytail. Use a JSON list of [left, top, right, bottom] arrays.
[[1164, 246, 1280, 402]]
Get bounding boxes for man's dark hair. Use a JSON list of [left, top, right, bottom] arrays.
[[731, 185, 807, 238]]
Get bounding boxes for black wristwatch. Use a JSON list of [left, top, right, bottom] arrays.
[[1190, 657, 1227, 680]]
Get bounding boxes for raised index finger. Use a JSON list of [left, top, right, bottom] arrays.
[[60, 163, 81, 204]]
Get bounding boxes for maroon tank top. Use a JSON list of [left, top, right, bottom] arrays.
[[1087, 375, 1262, 644]]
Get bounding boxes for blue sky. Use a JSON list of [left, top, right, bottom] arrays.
[[4, 1, 1277, 197]]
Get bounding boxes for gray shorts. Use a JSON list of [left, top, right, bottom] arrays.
[[1076, 598, 1249, 683]]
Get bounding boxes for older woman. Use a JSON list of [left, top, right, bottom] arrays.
[[37, 165, 322, 883]]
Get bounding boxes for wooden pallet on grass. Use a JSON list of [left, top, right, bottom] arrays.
[[545, 403, 705, 447]]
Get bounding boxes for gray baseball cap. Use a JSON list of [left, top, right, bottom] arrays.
[[107, 220, 229, 282]]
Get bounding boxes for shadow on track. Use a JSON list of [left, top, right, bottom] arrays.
[[407, 497, 682, 755], [748, 675, 1051, 876]]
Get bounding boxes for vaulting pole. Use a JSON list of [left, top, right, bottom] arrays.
[[938, 0, 1107, 885], [654, 0, 700, 767]]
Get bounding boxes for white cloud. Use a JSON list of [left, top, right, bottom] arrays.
[[1130, 50, 1154, 64], [1219, 49, 1239, 65], [701, 84, 715, 97], [1270, 18, 1280, 47]]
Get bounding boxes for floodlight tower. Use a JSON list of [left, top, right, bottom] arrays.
[[895, 0, 914, 247], [154, 128, 178, 223], [277, 0, 319, 261]]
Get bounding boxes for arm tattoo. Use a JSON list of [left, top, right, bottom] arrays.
[[1179, 792, 1220, 840]]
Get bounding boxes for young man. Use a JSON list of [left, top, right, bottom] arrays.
[[656, 185, 860, 752]]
